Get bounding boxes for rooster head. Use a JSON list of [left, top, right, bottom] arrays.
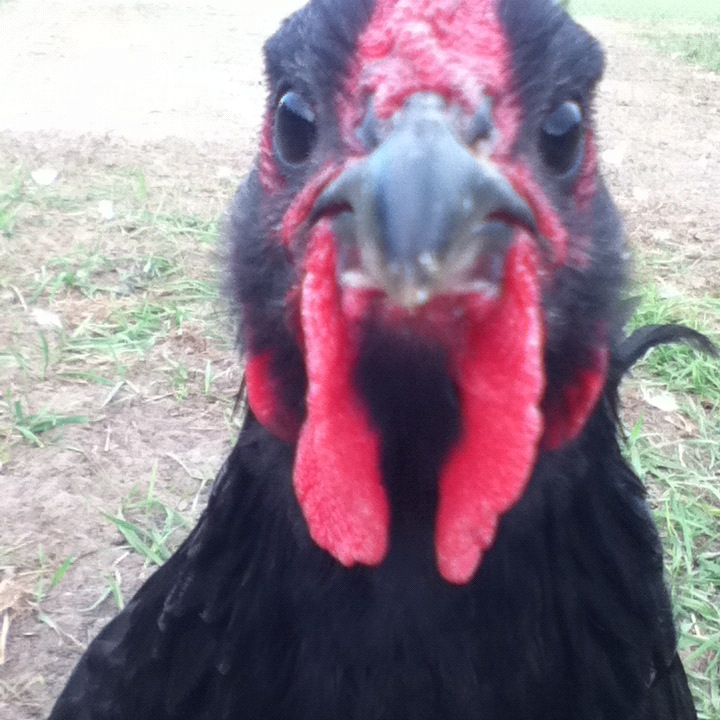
[[229, 0, 625, 583]]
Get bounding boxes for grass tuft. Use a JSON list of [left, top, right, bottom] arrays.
[[103, 465, 191, 567], [2, 392, 89, 447]]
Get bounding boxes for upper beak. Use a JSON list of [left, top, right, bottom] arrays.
[[312, 93, 537, 307]]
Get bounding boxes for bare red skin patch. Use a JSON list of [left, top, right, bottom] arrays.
[[542, 347, 608, 451], [504, 163, 569, 267], [245, 352, 302, 443], [436, 242, 544, 583], [258, 112, 285, 195], [293, 224, 389, 567]]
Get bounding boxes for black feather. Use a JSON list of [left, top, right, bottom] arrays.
[[617, 324, 718, 374], [49, 332, 702, 719]]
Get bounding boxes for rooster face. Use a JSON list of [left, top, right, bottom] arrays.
[[230, 0, 626, 583]]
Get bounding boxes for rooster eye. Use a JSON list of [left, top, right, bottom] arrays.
[[539, 101, 584, 176], [274, 91, 318, 166]]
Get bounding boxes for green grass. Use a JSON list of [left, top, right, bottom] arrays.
[[627, 413, 720, 718], [571, 0, 720, 74], [1, 164, 224, 365], [31, 250, 180, 300], [34, 548, 75, 605], [627, 284, 720, 719], [644, 31, 720, 74], [571, 0, 720, 22], [63, 301, 188, 358], [149, 213, 220, 245], [630, 285, 720, 400], [2, 391, 89, 447]]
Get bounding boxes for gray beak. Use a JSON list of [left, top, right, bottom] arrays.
[[312, 93, 537, 307]]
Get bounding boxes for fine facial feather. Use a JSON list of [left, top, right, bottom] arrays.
[[49, 0, 705, 718]]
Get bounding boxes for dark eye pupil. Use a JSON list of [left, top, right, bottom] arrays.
[[539, 101, 584, 176], [274, 91, 317, 166]]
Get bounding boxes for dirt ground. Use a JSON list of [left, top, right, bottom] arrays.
[[0, 2, 719, 719]]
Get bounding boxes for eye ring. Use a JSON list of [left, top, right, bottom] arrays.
[[539, 100, 585, 177], [273, 90, 318, 167]]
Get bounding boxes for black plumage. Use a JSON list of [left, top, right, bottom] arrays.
[[49, 336, 705, 720], [49, 0, 711, 718]]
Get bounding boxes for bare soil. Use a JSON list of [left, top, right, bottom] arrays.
[[0, 4, 718, 719]]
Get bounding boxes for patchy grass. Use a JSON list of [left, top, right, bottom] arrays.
[[571, 0, 720, 75], [625, 282, 720, 719], [644, 30, 720, 74], [630, 285, 720, 399], [0, 158, 231, 413], [0, 152, 240, 696], [626, 408, 720, 718], [0, 174, 22, 237]]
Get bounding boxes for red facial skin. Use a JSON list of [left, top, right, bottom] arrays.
[[258, 112, 285, 196], [246, 0, 607, 583]]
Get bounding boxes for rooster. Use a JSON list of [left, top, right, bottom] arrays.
[[49, 0, 712, 718]]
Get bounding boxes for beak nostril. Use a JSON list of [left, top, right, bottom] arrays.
[[357, 103, 382, 151]]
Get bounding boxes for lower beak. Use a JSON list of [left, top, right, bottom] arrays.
[[313, 93, 537, 307]]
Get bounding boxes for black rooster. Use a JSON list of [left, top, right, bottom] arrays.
[[49, 0, 712, 718]]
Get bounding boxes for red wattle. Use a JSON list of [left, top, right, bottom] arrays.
[[436, 242, 544, 584], [293, 224, 389, 567]]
